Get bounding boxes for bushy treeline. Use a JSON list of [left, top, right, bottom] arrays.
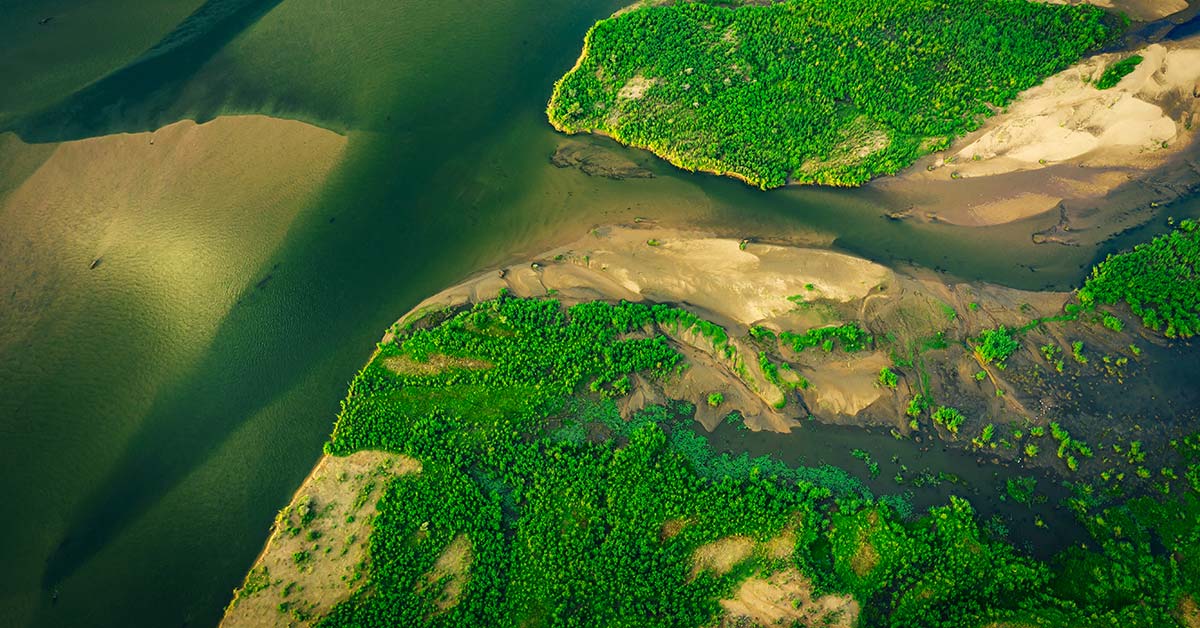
[[547, 0, 1113, 188], [1079, 219, 1199, 338], [306, 295, 1199, 627]]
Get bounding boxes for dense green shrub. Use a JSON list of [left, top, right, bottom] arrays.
[[547, 0, 1111, 188], [1094, 54, 1142, 89], [780, 323, 871, 353], [299, 294, 1200, 627], [1079, 219, 1199, 338], [975, 326, 1019, 365]]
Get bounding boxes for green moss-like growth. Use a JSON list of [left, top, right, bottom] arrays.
[[547, 0, 1111, 188], [1094, 54, 1142, 89], [1079, 219, 1200, 338]]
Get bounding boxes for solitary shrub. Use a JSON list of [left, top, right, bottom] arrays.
[[976, 326, 1019, 365], [933, 406, 966, 434], [878, 367, 899, 389]]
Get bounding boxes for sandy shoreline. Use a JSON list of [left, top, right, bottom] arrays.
[[389, 225, 1108, 436]]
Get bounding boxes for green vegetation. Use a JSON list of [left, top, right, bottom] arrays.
[[547, 0, 1111, 188], [1005, 476, 1037, 505], [932, 406, 966, 434], [975, 325, 1019, 366], [877, 366, 899, 389], [1079, 219, 1200, 338], [281, 282, 1200, 626], [1094, 54, 1143, 89], [780, 323, 871, 353], [1072, 340, 1088, 364]]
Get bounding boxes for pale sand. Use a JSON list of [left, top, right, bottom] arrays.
[[886, 35, 1200, 226], [720, 568, 859, 628], [221, 451, 421, 628], [691, 536, 756, 577], [1034, 0, 1189, 21], [802, 352, 890, 417], [401, 227, 893, 330]]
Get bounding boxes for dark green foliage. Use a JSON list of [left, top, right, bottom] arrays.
[[824, 498, 1051, 627], [547, 0, 1111, 188], [1005, 476, 1037, 505], [1094, 54, 1142, 89], [1079, 219, 1200, 338], [306, 294, 1200, 627], [975, 326, 1019, 365]]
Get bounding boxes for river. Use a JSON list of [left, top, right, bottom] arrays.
[[1, 1, 1198, 626]]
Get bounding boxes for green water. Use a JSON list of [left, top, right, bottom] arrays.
[[1, 1, 1199, 627]]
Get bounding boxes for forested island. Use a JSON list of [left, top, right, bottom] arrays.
[[224, 220, 1200, 627], [546, 0, 1119, 188]]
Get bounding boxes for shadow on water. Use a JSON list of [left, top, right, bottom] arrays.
[[8, 0, 285, 142], [34, 0, 633, 602]]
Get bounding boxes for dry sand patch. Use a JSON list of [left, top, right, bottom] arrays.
[[221, 451, 420, 627]]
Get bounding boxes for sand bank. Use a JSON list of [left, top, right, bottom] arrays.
[[881, 35, 1200, 227]]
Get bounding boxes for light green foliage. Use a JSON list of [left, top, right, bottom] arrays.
[[975, 326, 1019, 365], [1094, 54, 1142, 89], [1071, 341, 1088, 364], [747, 325, 776, 344], [971, 424, 994, 449], [1079, 219, 1199, 338], [706, 392, 724, 407], [878, 366, 899, 389], [1101, 312, 1124, 332], [932, 406, 965, 434], [547, 0, 1110, 188], [906, 394, 930, 419], [780, 324, 871, 353], [851, 448, 880, 478]]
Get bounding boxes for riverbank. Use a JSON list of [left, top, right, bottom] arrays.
[[878, 33, 1200, 227], [227, 223, 1200, 626], [394, 225, 1198, 457]]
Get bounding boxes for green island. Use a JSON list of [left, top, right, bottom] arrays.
[[546, 0, 1116, 188], [224, 222, 1200, 627]]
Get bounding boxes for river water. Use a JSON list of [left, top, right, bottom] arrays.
[[1, 1, 1198, 627]]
